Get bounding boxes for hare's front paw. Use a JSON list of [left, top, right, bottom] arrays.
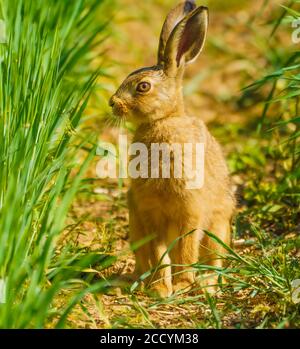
[[173, 279, 194, 294], [198, 274, 219, 294], [149, 283, 172, 298]]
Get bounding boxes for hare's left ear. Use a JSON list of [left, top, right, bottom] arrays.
[[157, 1, 197, 66], [163, 6, 208, 77]]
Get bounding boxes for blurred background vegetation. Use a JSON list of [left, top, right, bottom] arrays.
[[0, 0, 299, 329]]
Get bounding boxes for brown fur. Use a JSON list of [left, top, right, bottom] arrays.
[[109, 3, 235, 297]]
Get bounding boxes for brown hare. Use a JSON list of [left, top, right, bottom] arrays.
[[109, 1, 235, 298]]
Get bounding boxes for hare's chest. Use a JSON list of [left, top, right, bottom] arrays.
[[130, 180, 187, 217]]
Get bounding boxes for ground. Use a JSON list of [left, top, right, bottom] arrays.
[[53, 0, 300, 329]]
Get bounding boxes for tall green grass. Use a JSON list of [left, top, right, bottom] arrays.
[[0, 0, 113, 328]]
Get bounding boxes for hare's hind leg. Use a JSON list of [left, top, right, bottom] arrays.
[[199, 214, 231, 293]]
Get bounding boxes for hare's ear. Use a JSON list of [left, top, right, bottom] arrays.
[[163, 6, 208, 77], [157, 1, 196, 66]]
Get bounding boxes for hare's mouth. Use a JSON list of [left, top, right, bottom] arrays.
[[112, 102, 128, 117]]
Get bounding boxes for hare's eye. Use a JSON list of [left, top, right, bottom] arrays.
[[136, 82, 151, 93]]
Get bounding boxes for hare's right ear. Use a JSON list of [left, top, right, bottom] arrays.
[[157, 1, 197, 66]]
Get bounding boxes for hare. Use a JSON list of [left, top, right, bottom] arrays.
[[109, 1, 235, 298]]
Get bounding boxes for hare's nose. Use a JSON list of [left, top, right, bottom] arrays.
[[109, 96, 116, 108]]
